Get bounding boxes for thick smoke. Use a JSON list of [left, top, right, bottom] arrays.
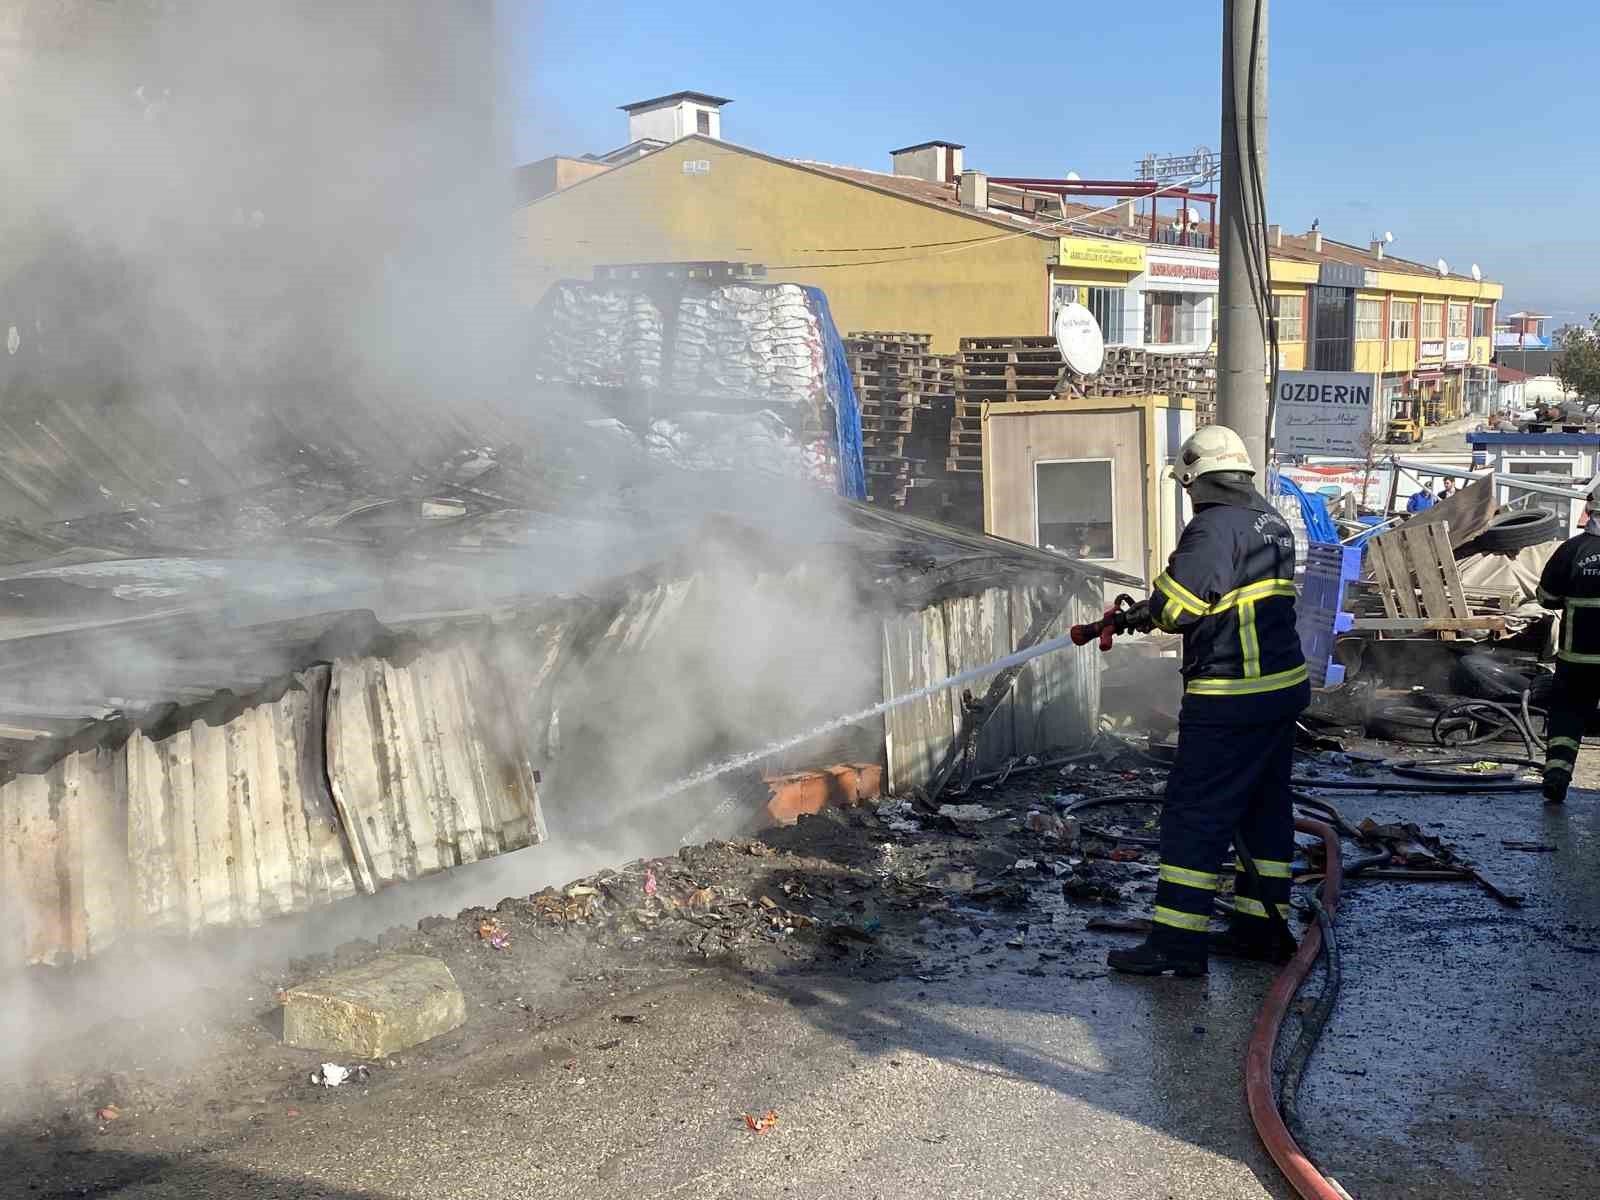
[[0, 0, 515, 470], [0, 0, 887, 1077]]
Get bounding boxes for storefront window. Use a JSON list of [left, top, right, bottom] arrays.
[[1036, 460, 1114, 560], [1355, 299, 1383, 341], [1381, 375, 1406, 417], [1390, 301, 1415, 341], [1144, 292, 1204, 345], [1422, 301, 1444, 340], [1085, 287, 1127, 345], [1272, 294, 1304, 340]]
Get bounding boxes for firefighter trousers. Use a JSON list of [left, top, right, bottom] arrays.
[[1150, 703, 1300, 959], [1545, 660, 1600, 791]]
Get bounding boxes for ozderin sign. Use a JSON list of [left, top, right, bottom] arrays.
[[1272, 370, 1374, 457]]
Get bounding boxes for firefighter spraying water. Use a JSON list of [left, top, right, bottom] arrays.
[[1068, 425, 1310, 977]]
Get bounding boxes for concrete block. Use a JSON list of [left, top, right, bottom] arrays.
[[282, 953, 465, 1057]]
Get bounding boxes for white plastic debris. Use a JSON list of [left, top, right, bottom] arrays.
[[312, 1063, 350, 1088], [310, 1063, 370, 1088], [938, 803, 1000, 823]]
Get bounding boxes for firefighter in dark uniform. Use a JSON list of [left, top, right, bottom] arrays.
[[1536, 503, 1600, 804], [1108, 424, 1311, 978]]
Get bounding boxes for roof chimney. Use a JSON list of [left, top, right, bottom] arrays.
[[618, 91, 731, 145], [892, 140, 965, 183], [1267, 223, 1282, 248], [958, 169, 988, 211], [1309, 229, 1323, 252], [1369, 238, 1386, 259]]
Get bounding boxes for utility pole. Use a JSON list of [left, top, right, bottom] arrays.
[[1216, 0, 1270, 472]]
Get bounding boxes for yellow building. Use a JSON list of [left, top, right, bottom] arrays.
[[516, 134, 1151, 351], [1266, 228, 1503, 430]]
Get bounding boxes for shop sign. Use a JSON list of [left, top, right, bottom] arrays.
[[1420, 340, 1445, 359], [1316, 262, 1378, 289], [1446, 337, 1470, 363], [1273, 370, 1374, 457], [1057, 236, 1146, 273], [1146, 256, 1219, 287]]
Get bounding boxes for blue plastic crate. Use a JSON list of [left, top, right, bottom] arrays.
[[1298, 543, 1362, 688]]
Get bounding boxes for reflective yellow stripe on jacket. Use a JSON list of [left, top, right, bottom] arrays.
[[1186, 663, 1310, 696], [1560, 596, 1600, 663]]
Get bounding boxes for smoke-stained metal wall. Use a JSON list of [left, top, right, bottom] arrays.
[[881, 578, 1102, 792]]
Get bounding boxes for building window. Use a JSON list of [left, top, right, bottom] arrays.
[[1422, 301, 1444, 340], [1036, 460, 1114, 560], [1448, 303, 1469, 339], [1473, 305, 1491, 338], [1144, 292, 1204, 345], [696, 109, 711, 135], [1311, 285, 1354, 371], [1356, 299, 1383, 341], [1085, 287, 1127, 344], [1273, 293, 1304, 341], [1390, 300, 1415, 341], [1381, 375, 1406, 418]]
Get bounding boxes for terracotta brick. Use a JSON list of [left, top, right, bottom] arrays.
[[823, 764, 861, 805], [851, 763, 884, 801], [764, 772, 831, 825], [765, 762, 887, 825]]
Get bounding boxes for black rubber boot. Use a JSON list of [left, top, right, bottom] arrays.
[[1543, 769, 1570, 806], [1210, 926, 1297, 965], [1107, 939, 1207, 978]]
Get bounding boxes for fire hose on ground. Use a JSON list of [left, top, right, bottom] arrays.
[[1067, 728, 1538, 1198]]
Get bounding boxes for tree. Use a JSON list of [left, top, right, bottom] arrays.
[[1556, 315, 1600, 400]]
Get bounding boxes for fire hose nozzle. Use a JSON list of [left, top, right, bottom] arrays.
[[1069, 593, 1144, 652]]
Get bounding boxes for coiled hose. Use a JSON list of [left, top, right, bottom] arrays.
[[1430, 692, 1547, 759]]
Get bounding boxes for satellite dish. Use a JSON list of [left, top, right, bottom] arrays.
[[1383, 231, 1394, 244], [1065, 170, 1081, 181], [1436, 258, 1449, 276], [1054, 301, 1106, 376], [1471, 263, 1483, 281]]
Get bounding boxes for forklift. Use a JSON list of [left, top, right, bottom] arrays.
[[1385, 389, 1426, 444]]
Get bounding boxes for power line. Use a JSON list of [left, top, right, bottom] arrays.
[[761, 172, 1213, 271]]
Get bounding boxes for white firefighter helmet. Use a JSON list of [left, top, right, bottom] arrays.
[[1174, 424, 1254, 487]]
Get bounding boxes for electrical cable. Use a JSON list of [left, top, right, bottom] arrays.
[[761, 170, 1214, 271], [1292, 775, 1535, 793]]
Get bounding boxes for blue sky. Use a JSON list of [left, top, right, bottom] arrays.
[[499, 0, 1594, 320]]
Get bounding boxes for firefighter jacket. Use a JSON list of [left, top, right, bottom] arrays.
[[1537, 530, 1600, 663], [1150, 492, 1308, 698]]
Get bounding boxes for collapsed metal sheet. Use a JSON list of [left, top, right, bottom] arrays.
[[0, 643, 543, 968], [882, 581, 1102, 793]]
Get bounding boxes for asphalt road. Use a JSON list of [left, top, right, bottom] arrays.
[[7, 767, 1600, 1199], [63, 963, 1292, 1200]]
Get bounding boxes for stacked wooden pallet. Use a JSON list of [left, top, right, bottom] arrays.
[[1093, 348, 1217, 420], [846, 333, 925, 507], [950, 336, 1084, 474], [844, 332, 981, 528]]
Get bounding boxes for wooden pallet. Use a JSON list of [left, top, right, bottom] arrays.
[[1361, 521, 1479, 639], [959, 335, 1059, 351]]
